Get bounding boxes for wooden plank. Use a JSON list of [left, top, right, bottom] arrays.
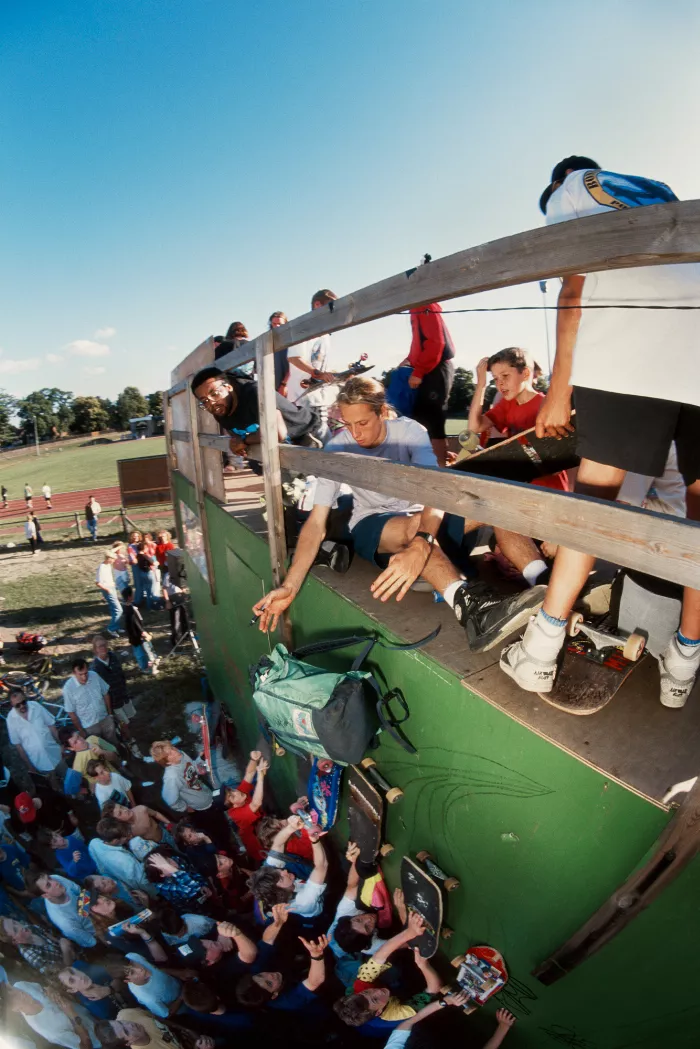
[[170, 335, 216, 386], [278, 446, 700, 589], [170, 429, 191, 443], [255, 331, 291, 646], [533, 779, 700, 983], [186, 387, 217, 604], [213, 334, 261, 374], [167, 379, 190, 397], [198, 434, 232, 451]]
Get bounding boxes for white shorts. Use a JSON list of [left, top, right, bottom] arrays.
[[114, 701, 136, 724]]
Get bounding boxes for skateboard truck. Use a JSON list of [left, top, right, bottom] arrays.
[[360, 758, 404, 804], [567, 612, 645, 663], [416, 850, 460, 892]]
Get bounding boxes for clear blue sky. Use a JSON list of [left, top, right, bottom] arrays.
[[2, 0, 699, 401]]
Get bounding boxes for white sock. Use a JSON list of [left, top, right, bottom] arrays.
[[522, 559, 548, 587], [523, 609, 566, 660], [442, 580, 463, 609]]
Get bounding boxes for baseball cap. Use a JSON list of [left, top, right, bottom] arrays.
[[539, 155, 600, 214], [14, 792, 37, 824]]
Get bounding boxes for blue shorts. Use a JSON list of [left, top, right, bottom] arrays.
[[350, 512, 477, 574]]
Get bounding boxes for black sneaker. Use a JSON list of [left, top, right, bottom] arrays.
[[453, 581, 547, 652]]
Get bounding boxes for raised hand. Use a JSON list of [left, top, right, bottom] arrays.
[[299, 933, 329, 959], [496, 1009, 517, 1028], [407, 910, 426, 937], [346, 841, 360, 863], [270, 903, 290, 925]]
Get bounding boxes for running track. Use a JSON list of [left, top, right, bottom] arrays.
[[0, 485, 122, 520]]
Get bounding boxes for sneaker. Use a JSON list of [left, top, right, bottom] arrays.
[[658, 635, 700, 709], [453, 581, 547, 652], [500, 627, 559, 693], [107, 629, 120, 638]]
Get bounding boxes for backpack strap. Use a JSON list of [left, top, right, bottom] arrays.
[[372, 684, 416, 754], [293, 625, 441, 667]]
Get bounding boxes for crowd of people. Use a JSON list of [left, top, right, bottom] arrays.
[[194, 156, 700, 714], [0, 686, 517, 1049]]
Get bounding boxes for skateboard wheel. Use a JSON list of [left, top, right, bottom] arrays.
[[441, 926, 454, 939], [360, 758, 376, 770], [451, 954, 466, 968], [444, 877, 460, 892], [416, 850, 430, 862], [567, 612, 584, 636], [274, 746, 286, 757], [623, 633, 645, 661], [380, 843, 394, 857], [385, 787, 404, 804]]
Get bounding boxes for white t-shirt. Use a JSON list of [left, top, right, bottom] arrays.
[[44, 875, 97, 947], [42, 485, 51, 498], [62, 671, 110, 728], [25, 520, 36, 540], [545, 168, 700, 405], [7, 702, 61, 772], [94, 772, 132, 809], [125, 954, 181, 1018], [313, 417, 437, 530], [96, 562, 116, 591], [13, 983, 98, 1049], [286, 335, 331, 403], [162, 912, 216, 945], [617, 446, 687, 517]]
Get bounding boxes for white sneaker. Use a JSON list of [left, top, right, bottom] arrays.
[[658, 635, 700, 709], [499, 614, 564, 693]]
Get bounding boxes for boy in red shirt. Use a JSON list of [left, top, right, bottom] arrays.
[[450, 347, 566, 596], [224, 751, 268, 864]]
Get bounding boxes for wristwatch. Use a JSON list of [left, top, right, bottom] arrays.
[[414, 531, 436, 547]]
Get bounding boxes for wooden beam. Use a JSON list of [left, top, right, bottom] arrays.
[[278, 446, 700, 589], [256, 332, 292, 646], [533, 780, 700, 983], [198, 433, 232, 451], [162, 394, 180, 540], [186, 387, 217, 604], [170, 429, 191, 443], [213, 335, 261, 374], [167, 378, 190, 397]]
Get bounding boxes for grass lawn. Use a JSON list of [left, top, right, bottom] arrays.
[[0, 537, 203, 798], [445, 415, 468, 436], [0, 435, 166, 495]]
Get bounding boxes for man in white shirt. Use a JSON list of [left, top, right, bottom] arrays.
[[32, 873, 97, 947], [8, 982, 99, 1049], [62, 658, 117, 742], [7, 688, 67, 790], [501, 157, 700, 711], [41, 483, 52, 508], [249, 815, 329, 919], [285, 289, 337, 406], [123, 955, 182, 1018], [88, 833, 153, 896], [96, 551, 123, 637]]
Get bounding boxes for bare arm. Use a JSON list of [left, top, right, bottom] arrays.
[[372, 911, 425, 965], [268, 815, 303, 855], [147, 807, 170, 825], [125, 789, 135, 806], [217, 921, 258, 965], [481, 1010, 517, 1049], [396, 992, 469, 1031], [103, 691, 112, 717], [370, 504, 445, 604], [14, 744, 35, 773], [249, 759, 268, 814], [288, 357, 334, 382], [253, 505, 331, 631], [262, 904, 289, 945], [299, 934, 329, 992], [308, 838, 328, 886], [68, 713, 84, 737], [344, 842, 361, 899], [468, 358, 491, 433], [412, 947, 442, 994], [535, 274, 583, 439], [242, 752, 261, 784]]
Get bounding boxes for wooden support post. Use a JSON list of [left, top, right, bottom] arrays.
[[120, 508, 128, 537], [255, 330, 291, 645], [533, 779, 700, 984], [186, 386, 217, 605], [163, 392, 181, 539], [74, 511, 82, 539]]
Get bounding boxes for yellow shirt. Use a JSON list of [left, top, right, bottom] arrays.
[[72, 736, 119, 785], [116, 1009, 183, 1049]]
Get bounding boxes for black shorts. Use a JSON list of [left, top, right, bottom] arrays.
[[574, 387, 700, 485], [411, 359, 455, 439]]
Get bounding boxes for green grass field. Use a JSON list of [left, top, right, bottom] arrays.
[[0, 436, 166, 494]]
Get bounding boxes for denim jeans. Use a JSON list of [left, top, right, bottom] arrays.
[[87, 517, 98, 540], [103, 590, 123, 632], [132, 640, 156, 671]]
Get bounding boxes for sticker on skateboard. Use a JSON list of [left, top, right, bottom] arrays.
[[308, 757, 342, 830], [452, 418, 578, 483], [401, 854, 456, 958], [450, 945, 508, 1013], [348, 764, 394, 866], [539, 612, 646, 715]]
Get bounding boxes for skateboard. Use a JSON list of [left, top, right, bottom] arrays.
[[308, 757, 343, 831], [538, 612, 647, 715], [348, 764, 394, 865], [416, 850, 460, 891], [452, 419, 579, 483], [401, 854, 455, 958], [298, 354, 374, 398], [360, 758, 404, 804], [450, 945, 508, 1013]]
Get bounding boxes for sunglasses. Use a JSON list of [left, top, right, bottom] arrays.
[[197, 381, 230, 409], [12, 701, 27, 710]]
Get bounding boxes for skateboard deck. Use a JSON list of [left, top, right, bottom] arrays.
[[452, 420, 578, 483], [401, 855, 443, 958], [308, 757, 342, 831], [539, 614, 647, 715], [349, 764, 391, 865], [451, 945, 508, 1012]]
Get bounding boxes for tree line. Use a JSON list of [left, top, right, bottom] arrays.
[[0, 386, 164, 446]]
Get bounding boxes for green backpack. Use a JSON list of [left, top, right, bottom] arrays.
[[249, 628, 439, 765]]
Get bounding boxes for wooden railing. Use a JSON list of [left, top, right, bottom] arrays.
[[166, 199, 700, 600]]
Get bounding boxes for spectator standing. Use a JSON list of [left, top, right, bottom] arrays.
[[7, 687, 67, 791], [42, 483, 52, 508], [286, 290, 338, 405], [31, 872, 98, 947], [121, 587, 158, 674], [90, 634, 142, 755], [1, 484, 8, 509], [269, 311, 289, 393], [5, 981, 99, 1049], [150, 741, 230, 846], [24, 482, 33, 507], [127, 530, 144, 600], [25, 513, 37, 554], [406, 300, 456, 466], [154, 531, 175, 585], [62, 657, 118, 743], [137, 538, 160, 609], [96, 552, 123, 637], [85, 496, 101, 541], [31, 512, 43, 547], [111, 543, 131, 592]]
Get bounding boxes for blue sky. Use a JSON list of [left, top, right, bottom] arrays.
[[2, 0, 699, 401]]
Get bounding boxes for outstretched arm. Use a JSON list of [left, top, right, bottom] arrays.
[[268, 814, 304, 855], [217, 921, 257, 965], [395, 991, 469, 1031], [299, 934, 329, 992], [249, 758, 269, 814], [243, 751, 261, 785], [370, 910, 426, 966], [412, 946, 442, 994], [481, 1009, 517, 1049], [468, 357, 491, 433], [252, 505, 331, 631], [535, 274, 583, 439], [344, 841, 361, 899], [308, 837, 329, 886]]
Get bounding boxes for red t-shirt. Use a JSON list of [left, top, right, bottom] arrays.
[[286, 828, 313, 862], [155, 541, 175, 566], [227, 780, 264, 863], [484, 392, 568, 492]]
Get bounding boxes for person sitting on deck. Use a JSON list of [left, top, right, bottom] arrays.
[[191, 364, 324, 461], [499, 156, 700, 710], [458, 347, 568, 588], [253, 376, 546, 652]]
